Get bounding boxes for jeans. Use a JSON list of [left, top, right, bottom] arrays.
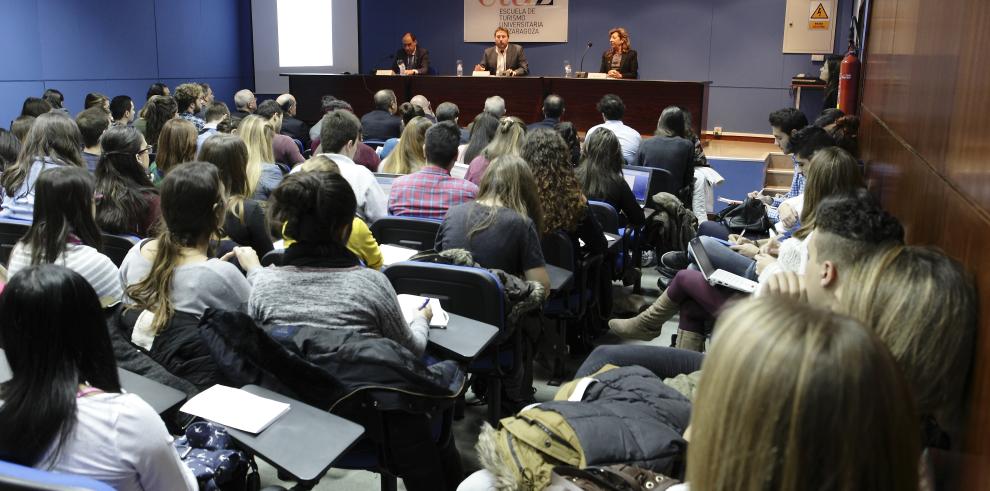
[[688, 235, 758, 280], [697, 221, 731, 241], [575, 345, 704, 379]]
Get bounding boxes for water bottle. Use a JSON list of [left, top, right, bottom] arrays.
[[564, 60, 573, 78], [456, 59, 464, 77], [397, 61, 406, 75]]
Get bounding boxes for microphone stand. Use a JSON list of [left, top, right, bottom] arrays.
[[576, 41, 593, 78]]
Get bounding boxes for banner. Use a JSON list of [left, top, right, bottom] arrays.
[[464, 0, 569, 43]]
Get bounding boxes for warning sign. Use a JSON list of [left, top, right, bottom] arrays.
[[809, 1, 831, 30]]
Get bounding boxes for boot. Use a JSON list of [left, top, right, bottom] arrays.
[[675, 329, 706, 352], [608, 292, 678, 341]]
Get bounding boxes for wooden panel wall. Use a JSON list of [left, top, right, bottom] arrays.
[[860, 0, 990, 486]]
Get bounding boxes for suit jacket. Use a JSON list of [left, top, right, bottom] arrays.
[[360, 109, 403, 142], [393, 47, 430, 75], [478, 44, 529, 76], [599, 49, 639, 79], [280, 115, 311, 150], [527, 117, 560, 132]]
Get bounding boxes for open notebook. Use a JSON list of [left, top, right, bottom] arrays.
[[397, 294, 450, 328], [180, 385, 291, 434]]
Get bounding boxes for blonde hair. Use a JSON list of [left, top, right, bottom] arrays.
[[380, 116, 432, 175], [296, 155, 339, 174], [480, 117, 525, 162], [470, 155, 543, 238], [238, 115, 274, 196], [841, 245, 977, 416], [689, 297, 920, 491], [794, 146, 863, 239], [607, 27, 631, 55]]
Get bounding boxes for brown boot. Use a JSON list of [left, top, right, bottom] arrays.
[[609, 292, 678, 341], [674, 329, 706, 352]]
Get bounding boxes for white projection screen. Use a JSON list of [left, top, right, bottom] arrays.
[[252, 0, 359, 94]]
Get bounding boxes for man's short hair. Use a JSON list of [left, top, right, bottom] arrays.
[[373, 90, 396, 111], [484, 96, 505, 118], [146, 82, 168, 100], [320, 110, 362, 154], [205, 101, 230, 122], [109, 95, 133, 121], [813, 189, 904, 269], [424, 121, 460, 167], [321, 95, 338, 113], [494, 26, 510, 37], [75, 107, 110, 147], [255, 99, 283, 119], [325, 99, 353, 113], [543, 94, 565, 119], [436, 102, 460, 122], [276, 94, 296, 113], [768, 107, 808, 135], [234, 89, 255, 110], [403, 32, 416, 42], [173, 83, 203, 113], [789, 126, 835, 160], [596, 94, 625, 121]]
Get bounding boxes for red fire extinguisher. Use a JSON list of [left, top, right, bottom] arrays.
[[838, 41, 860, 114]]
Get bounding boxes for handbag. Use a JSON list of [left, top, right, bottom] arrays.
[[175, 421, 253, 491], [550, 465, 682, 491], [718, 197, 771, 235]]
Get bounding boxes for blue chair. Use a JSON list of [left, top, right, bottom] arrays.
[[370, 216, 441, 251], [0, 218, 30, 264], [363, 139, 387, 150], [0, 459, 114, 490], [588, 200, 637, 283]]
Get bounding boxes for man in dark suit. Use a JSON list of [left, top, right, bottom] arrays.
[[393, 32, 430, 75], [276, 93, 311, 151], [474, 27, 528, 77], [360, 89, 402, 142], [527, 94, 565, 132]]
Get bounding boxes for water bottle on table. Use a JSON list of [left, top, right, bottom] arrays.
[[456, 59, 464, 76], [397, 61, 406, 75], [564, 60, 572, 78]]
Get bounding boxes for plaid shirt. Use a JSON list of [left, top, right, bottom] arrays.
[[388, 165, 478, 220], [178, 112, 205, 132], [767, 156, 805, 223]]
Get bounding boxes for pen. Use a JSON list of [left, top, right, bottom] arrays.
[[419, 298, 430, 310]]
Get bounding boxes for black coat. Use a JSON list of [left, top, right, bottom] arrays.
[[599, 50, 639, 79], [360, 110, 402, 142], [393, 47, 430, 75], [280, 116, 311, 150]]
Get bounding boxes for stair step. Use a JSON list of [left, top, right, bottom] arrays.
[[763, 186, 790, 194], [766, 153, 794, 170]]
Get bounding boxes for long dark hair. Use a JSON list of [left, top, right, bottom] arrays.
[[269, 171, 356, 256], [22, 167, 103, 265], [0, 128, 20, 172], [463, 113, 499, 165], [523, 128, 587, 234], [0, 264, 121, 466], [576, 128, 625, 200], [199, 134, 250, 222], [126, 162, 225, 334], [655, 106, 687, 138], [144, 95, 178, 149], [2, 112, 85, 199], [95, 126, 157, 236]]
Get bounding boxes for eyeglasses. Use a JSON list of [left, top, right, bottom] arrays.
[[137, 145, 154, 155]]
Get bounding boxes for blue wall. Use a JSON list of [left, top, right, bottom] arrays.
[[0, 0, 251, 132], [358, 0, 852, 134]]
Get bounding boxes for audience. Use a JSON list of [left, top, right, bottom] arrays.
[[20, 97, 52, 118], [147, 82, 170, 99], [84, 93, 110, 113], [95, 126, 161, 237], [389, 121, 478, 219], [110, 95, 135, 126], [554, 121, 581, 167], [361, 89, 402, 142], [380, 116, 433, 174], [173, 83, 205, 132], [310, 97, 382, 172], [75, 107, 110, 172], [255, 100, 305, 167], [238, 114, 285, 200], [0, 128, 20, 172], [10, 115, 36, 142], [637, 106, 695, 200], [142, 95, 178, 155], [149, 118, 197, 185], [233, 89, 257, 118], [577, 127, 645, 228], [0, 264, 198, 490], [42, 88, 65, 112], [436, 101, 470, 144], [312, 109, 387, 223], [586, 94, 640, 165], [195, 82, 214, 120], [460, 113, 499, 165], [464, 116, 525, 185], [1, 112, 85, 220], [198, 134, 273, 258], [410, 94, 436, 122], [483, 95, 506, 118], [379, 102, 426, 160], [8, 167, 122, 301], [527, 94, 564, 132], [275, 93, 311, 150], [196, 101, 230, 150]]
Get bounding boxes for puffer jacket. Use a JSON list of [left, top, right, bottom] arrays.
[[645, 192, 698, 256]]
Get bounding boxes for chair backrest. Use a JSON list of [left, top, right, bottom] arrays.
[[0, 459, 114, 491], [541, 230, 576, 271], [261, 249, 285, 266], [0, 219, 30, 265], [363, 139, 387, 149], [587, 201, 619, 234], [646, 167, 677, 197], [101, 234, 140, 267], [370, 216, 441, 251], [384, 262, 505, 329]]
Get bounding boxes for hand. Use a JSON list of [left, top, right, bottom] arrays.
[[403, 69, 418, 76], [778, 202, 798, 229], [730, 243, 760, 258], [728, 234, 755, 246], [474, 64, 485, 72], [221, 246, 261, 272], [759, 237, 780, 257], [754, 253, 777, 275], [502, 69, 516, 77], [762, 271, 806, 302], [607, 69, 621, 78], [419, 305, 433, 323]]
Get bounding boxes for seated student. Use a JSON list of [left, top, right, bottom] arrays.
[[198, 134, 273, 258], [389, 121, 479, 219], [121, 162, 251, 348], [255, 100, 305, 168], [8, 167, 122, 303], [527, 94, 564, 132], [0, 128, 20, 173], [20, 96, 52, 118], [360, 89, 402, 142], [576, 127, 645, 228], [379, 102, 426, 160], [436, 101, 470, 144], [238, 115, 284, 201], [0, 264, 198, 490], [311, 109, 388, 223], [459, 113, 499, 165], [149, 118, 197, 185], [10, 115, 36, 143], [95, 126, 161, 237], [464, 117, 525, 185], [586, 94, 640, 165], [141, 95, 178, 152], [76, 107, 110, 172], [636, 106, 695, 201], [437, 155, 550, 291], [683, 297, 919, 490], [380, 116, 433, 175], [84, 92, 111, 113], [226, 171, 429, 356], [554, 121, 581, 167], [611, 146, 864, 350], [1, 112, 86, 221], [110, 94, 135, 127], [196, 101, 230, 151]]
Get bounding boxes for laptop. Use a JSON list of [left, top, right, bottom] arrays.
[[688, 237, 759, 293], [621, 165, 653, 205], [374, 172, 402, 198]]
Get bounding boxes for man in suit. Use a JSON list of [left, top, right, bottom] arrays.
[[360, 89, 402, 142], [527, 94, 565, 132], [393, 32, 430, 75], [276, 93, 311, 151], [474, 27, 528, 77]]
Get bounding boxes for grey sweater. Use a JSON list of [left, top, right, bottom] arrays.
[[247, 265, 428, 356]]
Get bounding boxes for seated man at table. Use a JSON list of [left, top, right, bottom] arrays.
[[389, 121, 478, 219], [393, 32, 430, 75], [586, 94, 641, 165], [527, 94, 564, 132], [360, 89, 402, 142], [474, 27, 529, 77]]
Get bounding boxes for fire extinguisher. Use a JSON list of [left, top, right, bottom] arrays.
[[838, 41, 860, 114]]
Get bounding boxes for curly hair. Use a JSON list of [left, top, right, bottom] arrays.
[[521, 128, 587, 235]]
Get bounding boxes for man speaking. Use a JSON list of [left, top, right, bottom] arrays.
[[393, 32, 429, 75], [474, 27, 528, 77]]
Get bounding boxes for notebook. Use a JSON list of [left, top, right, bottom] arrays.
[[397, 294, 450, 328], [688, 237, 759, 293], [180, 385, 291, 434], [380, 244, 419, 266]]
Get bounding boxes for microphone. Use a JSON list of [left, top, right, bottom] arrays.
[[576, 41, 593, 78]]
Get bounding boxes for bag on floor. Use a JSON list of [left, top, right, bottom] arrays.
[[175, 421, 252, 491], [717, 197, 770, 235], [549, 464, 681, 491]]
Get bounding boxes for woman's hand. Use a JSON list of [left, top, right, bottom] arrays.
[[607, 69, 622, 79], [754, 254, 777, 275], [759, 237, 780, 257], [730, 243, 760, 259], [221, 246, 261, 272], [419, 305, 433, 324], [778, 202, 798, 229]]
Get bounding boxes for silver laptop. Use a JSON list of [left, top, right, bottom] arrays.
[[688, 237, 759, 293]]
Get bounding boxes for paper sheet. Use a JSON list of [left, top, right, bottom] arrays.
[[180, 385, 290, 434]]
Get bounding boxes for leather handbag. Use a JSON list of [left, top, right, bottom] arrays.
[[550, 465, 681, 491], [718, 197, 771, 235]]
